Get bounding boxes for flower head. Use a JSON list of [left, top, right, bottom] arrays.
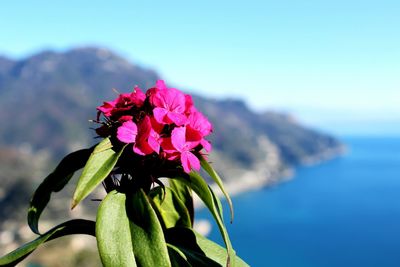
[[96, 80, 212, 173]]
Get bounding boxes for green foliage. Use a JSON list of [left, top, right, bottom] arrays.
[[0, 140, 249, 267], [96, 191, 137, 266], [149, 186, 192, 229], [172, 172, 236, 267], [169, 179, 194, 224], [200, 156, 234, 222], [166, 227, 248, 267], [72, 138, 125, 208], [28, 148, 94, 234]]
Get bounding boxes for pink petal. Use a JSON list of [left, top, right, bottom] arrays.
[[167, 112, 187, 126], [171, 127, 186, 151], [181, 151, 200, 173], [185, 94, 195, 115], [187, 152, 201, 171], [151, 90, 167, 108], [117, 121, 137, 143], [97, 100, 117, 117], [130, 87, 146, 107], [153, 107, 169, 124], [189, 111, 212, 136], [137, 116, 152, 138], [147, 87, 160, 106], [156, 80, 167, 90], [160, 138, 180, 160], [160, 137, 175, 153], [186, 126, 202, 143], [150, 117, 164, 133], [118, 115, 133, 123], [133, 142, 153, 155], [167, 88, 186, 114], [201, 139, 212, 152], [148, 132, 160, 154], [133, 116, 154, 155]]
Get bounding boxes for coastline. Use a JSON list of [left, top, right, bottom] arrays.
[[193, 145, 346, 235], [195, 144, 346, 208]]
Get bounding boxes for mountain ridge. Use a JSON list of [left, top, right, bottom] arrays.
[[0, 46, 344, 181], [0, 47, 345, 256]]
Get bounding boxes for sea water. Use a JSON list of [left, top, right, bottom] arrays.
[[197, 137, 400, 267]]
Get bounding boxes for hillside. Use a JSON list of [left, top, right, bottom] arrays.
[[0, 46, 343, 165], [0, 46, 344, 204], [0, 47, 345, 263]]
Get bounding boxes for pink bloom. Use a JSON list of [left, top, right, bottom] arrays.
[[111, 93, 137, 116], [96, 81, 213, 171], [188, 110, 212, 137], [184, 95, 196, 115], [186, 110, 213, 152], [150, 80, 187, 126], [147, 117, 163, 153], [118, 115, 133, 123], [133, 117, 153, 155], [171, 126, 200, 173], [97, 99, 117, 118], [130, 87, 146, 107], [160, 137, 180, 161], [117, 120, 138, 143], [133, 116, 161, 155], [97, 87, 145, 119], [156, 80, 167, 90], [200, 139, 212, 152]]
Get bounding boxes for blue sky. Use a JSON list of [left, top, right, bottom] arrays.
[[1, 0, 399, 135]]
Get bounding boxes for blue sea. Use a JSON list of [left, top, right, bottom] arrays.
[[197, 137, 400, 267]]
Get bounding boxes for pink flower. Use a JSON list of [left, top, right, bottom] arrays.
[[188, 110, 212, 137], [148, 117, 163, 153], [118, 115, 133, 123], [170, 126, 201, 173], [96, 80, 213, 174], [160, 137, 180, 161], [150, 80, 187, 126], [130, 87, 146, 107], [186, 110, 213, 152], [97, 99, 117, 119], [97, 87, 145, 119], [184, 94, 196, 115], [133, 116, 161, 155], [117, 120, 138, 143], [156, 80, 167, 90]]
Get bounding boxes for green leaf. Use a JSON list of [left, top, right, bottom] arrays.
[[167, 243, 224, 267], [200, 157, 234, 223], [169, 246, 222, 267], [0, 219, 95, 267], [166, 227, 249, 267], [96, 190, 171, 267], [169, 179, 194, 225], [172, 173, 236, 267], [167, 244, 193, 267], [149, 186, 192, 229], [28, 148, 94, 234], [127, 189, 171, 267], [72, 138, 125, 208], [96, 191, 137, 267]]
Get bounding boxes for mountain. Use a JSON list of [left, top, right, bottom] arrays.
[[0, 47, 344, 262], [0, 46, 343, 160], [0, 46, 345, 192]]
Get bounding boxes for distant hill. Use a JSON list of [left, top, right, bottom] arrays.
[[0, 48, 159, 156], [0, 47, 345, 258], [0, 47, 345, 185]]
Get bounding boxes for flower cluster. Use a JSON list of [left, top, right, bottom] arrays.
[[96, 80, 212, 173]]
